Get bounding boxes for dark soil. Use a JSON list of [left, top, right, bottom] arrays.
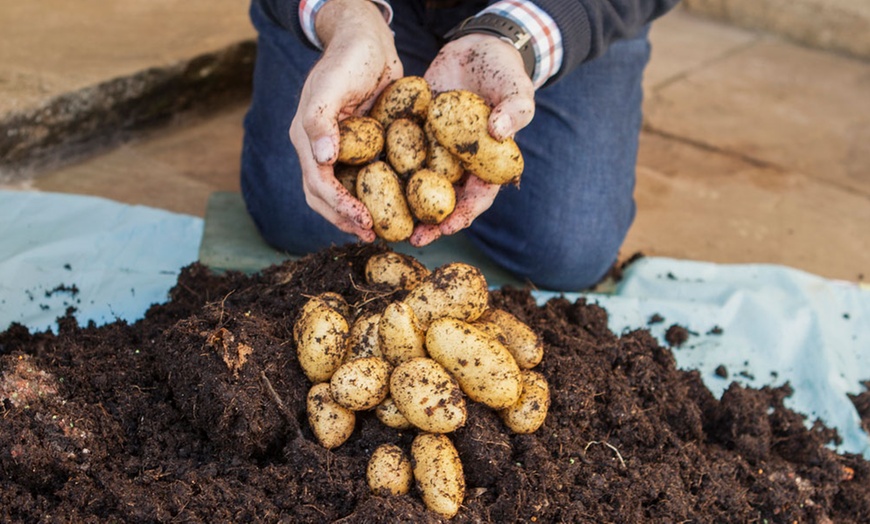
[[2, 243, 868, 523]]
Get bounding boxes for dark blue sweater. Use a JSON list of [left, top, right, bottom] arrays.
[[257, 0, 679, 84]]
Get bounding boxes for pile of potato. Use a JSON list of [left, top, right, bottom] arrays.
[[293, 252, 550, 518], [336, 76, 525, 242]]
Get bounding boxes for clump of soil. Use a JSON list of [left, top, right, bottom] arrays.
[[1, 244, 868, 523]]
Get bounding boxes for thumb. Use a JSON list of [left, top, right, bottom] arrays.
[[489, 94, 535, 141]]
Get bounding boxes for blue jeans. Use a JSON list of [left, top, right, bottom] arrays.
[[241, 0, 651, 291]]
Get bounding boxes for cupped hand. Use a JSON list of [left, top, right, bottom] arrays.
[[412, 33, 535, 247], [289, 0, 401, 242]]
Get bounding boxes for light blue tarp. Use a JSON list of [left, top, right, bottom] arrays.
[[1, 190, 868, 458]]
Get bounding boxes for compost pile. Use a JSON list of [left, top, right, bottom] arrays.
[[1, 244, 868, 523]]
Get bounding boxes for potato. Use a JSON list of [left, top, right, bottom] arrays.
[[330, 356, 391, 411], [365, 252, 431, 291], [406, 169, 456, 225], [367, 444, 413, 496], [426, 318, 522, 409], [345, 311, 382, 361], [314, 291, 351, 320], [425, 120, 464, 184], [390, 358, 467, 433], [294, 299, 350, 383], [334, 164, 360, 198], [378, 302, 427, 365], [375, 396, 414, 430], [386, 118, 427, 178], [356, 161, 414, 242], [369, 76, 432, 128], [307, 382, 355, 449], [470, 319, 504, 342], [428, 90, 524, 185], [479, 309, 543, 369], [337, 116, 384, 166], [411, 433, 465, 518], [402, 262, 489, 328], [499, 370, 550, 434]]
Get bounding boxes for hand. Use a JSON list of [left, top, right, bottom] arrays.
[[289, 0, 402, 242], [411, 34, 535, 247]]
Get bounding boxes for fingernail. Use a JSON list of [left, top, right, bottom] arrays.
[[313, 137, 335, 164], [491, 113, 512, 140]]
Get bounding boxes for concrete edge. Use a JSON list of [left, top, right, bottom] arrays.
[[0, 40, 256, 183]]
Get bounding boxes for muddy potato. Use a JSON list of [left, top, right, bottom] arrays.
[[337, 116, 384, 165], [345, 311, 382, 361], [402, 262, 489, 328], [499, 370, 550, 434], [307, 382, 355, 449], [425, 120, 464, 184], [330, 356, 392, 411], [367, 444, 413, 496], [411, 433, 465, 518], [294, 299, 350, 383], [471, 319, 505, 342], [428, 90, 524, 185], [406, 169, 456, 225], [369, 76, 432, 128], [390, 358, 467, 433], [356, 161, 414, 242], [426, 318, 522, 409], [479, 309, 543, 369], [378, 302, 427, 365], [386, 118, 427, 177], [365, 252, 431, 291], [375, 396, 414, 430]]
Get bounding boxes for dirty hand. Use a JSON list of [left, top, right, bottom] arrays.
[[411, 33, 535, 247], [289, 0, 401, 242]]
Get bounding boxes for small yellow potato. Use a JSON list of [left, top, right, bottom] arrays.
[[294, 299, 350, 383], [369, 76, 432, 128], [499, 370, 550, 434], [334, 164, 360, 198], [479, 309, 543, 369], [315, 291, 351, 320], [364, 252, 431, 291], [378, 302, 427, 365], [367, 444, 413, 496], [425, 120, 464, 184], [406, 169, 456, 225], [402, 262, 489, 328], [356, 161, 415, 242], [307, 382, 355, 449], [375, 396, 414, 430], [386, 118, 427, 177], [470, 319, 505, 342], [390, 358, 467, 433], [428, 90, 524, 185], [411, 433, 465, 518], [330, 356, 392, 411], [337, 116, 384, 166], [345, 311, 382, 361], [426, 318, 522, 409]]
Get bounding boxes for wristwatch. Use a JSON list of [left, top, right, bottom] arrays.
[[443, 13, 536, 79]]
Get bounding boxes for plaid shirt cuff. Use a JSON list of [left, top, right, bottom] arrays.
[[300, 0, 394, 50], [482, 0, 563, 89]]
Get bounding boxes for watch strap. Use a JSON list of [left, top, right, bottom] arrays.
[[444, 13, 536, 79]]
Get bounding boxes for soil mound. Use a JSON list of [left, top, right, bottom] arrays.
[[1, 244, 867, 522]]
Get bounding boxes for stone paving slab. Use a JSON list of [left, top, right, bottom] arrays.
[[0, 0, 256, 181], [683, 0, 870, 60]]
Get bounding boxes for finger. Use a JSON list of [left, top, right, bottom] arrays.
[[489, 94, 535, 140], [410, 223, 442, 247], [439, 177, 500, 235]]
